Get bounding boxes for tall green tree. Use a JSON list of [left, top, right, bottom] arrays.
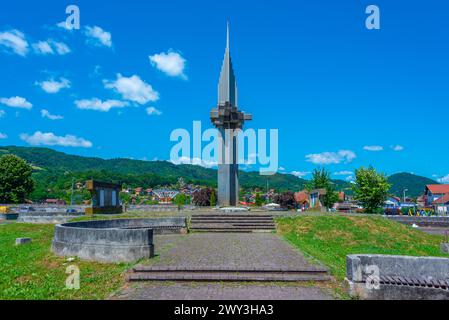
[[254, 192, 263, 206], [352, 166, 390, 213], [273, 191, 296, 209], [0, 154, 34, 203], [306, 168, 331, 190], [193, 188, 216, 206], [307, 167, 339, 210], [209, 190, 217, 207]]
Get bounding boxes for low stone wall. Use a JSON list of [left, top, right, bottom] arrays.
[[384, 215, 449, 228], [126, 204, 196, 212], [51, 217, 187, 263], [1, 213, 19, 220], [18, 211, 84, 224], [346, 254, 449, 300], [5, 204, 88, 213]]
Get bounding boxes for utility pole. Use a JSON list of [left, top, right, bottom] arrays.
[[266, 179, 269, 203], [70, 178, 75, 207]]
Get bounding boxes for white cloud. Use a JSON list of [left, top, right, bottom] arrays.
[[56, 21, 68, 29], [41, 109, 63, 120], [32, 40, 70, 55], [0, 29, 28, 56], [346, 175, 355, 183], [104, 74, 159, 104], [363, 145, 383, 152], [20, 131, 92, 148], [52, 41, 71, 55], [56, 21, 73, 31], [437, 174, 449, 183], [74, 98, 129, 112], [291, 171, 310, 178], [32, 41, 53, 54], [391, 145, 404, 151], [0, 96, 32, 109], [36, 77, 70, 93], [149, 50, 187, 79], [84, 26, 112, 47], [0, 132, 7, 139], [146, 106, 162, 116], [305, 150, 356, 165], [278, 166, 285, 171], [334, 170, 353, 176], [0, 110, 5, 118], [171, 156, 217, 168]]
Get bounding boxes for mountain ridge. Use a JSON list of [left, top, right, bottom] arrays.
[[0, 146, 438, 199]]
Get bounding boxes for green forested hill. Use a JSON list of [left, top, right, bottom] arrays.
[[387, 172, 437, 198], [0, 146, 435, 201], [0, 146, 324, 200]]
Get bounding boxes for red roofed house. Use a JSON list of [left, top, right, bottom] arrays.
[[294, 191, 309, 211], [425, 184, 449, 214]]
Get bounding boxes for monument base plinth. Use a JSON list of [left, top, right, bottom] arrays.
[[218, 206, 249, 213]]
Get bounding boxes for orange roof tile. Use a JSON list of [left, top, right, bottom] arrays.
[[426, 184, 449, 194], [433, 193, 449, 204]]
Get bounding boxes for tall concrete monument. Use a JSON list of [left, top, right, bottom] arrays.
[[210, 23, 252, 207]]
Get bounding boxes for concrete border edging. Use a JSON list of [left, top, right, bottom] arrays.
[[51, 217, 186, 263], [345, 254, 449, 300], [18, 211, 84, 224]]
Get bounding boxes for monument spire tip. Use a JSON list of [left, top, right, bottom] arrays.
[[226, 20, 230, 50]]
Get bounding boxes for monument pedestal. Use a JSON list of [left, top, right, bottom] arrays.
[[218, 206, 249, 213]]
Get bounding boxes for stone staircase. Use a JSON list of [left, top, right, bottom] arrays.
[[127, 265, 331, 282], [189, 214, 276, 233]]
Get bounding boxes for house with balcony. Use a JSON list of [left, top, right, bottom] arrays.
[[424, 184, 449, 214]]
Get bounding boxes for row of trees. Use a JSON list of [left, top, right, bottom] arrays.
[[0, 155, 34, 203], [270, 166, 390, 213], [0, 154, 390, 213]]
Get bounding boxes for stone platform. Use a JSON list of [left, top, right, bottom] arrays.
[[113, 282, 334, 300], [127, 233, 330, 282], [52, 217, 186, 262], [189, 214, 276, 233]]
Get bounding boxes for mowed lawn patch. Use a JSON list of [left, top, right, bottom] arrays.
[[276, 215, 448, 282], [0, 223, 130, 300]]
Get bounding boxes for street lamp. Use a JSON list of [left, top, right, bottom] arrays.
[[403, 188, 408, 204]]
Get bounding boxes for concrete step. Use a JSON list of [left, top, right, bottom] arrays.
[[190, 223, 276, 227], [133, 265, 329, 273], [191, 229, 274, 233], [190, 219, 274, 223], [190, 215, 274, 219], [190, 227, 275, 231], [127, 271, 330, 282], [189, 214, 275, 233], [190, 224, 276, 230], [191, 214, 273, 218], [191, 217, 274, 220]]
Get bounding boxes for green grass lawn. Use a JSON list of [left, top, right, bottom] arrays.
[[0, 223, 130, 300], [276, 214, 448, 283]]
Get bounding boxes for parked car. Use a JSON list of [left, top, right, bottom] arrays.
[[384, 207, 401, 215], [66, 208, 78, 214], [18, 206, 35, 213]]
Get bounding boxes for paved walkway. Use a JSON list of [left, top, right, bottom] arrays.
[[113, 282, 333, 300], [142, 233, 326, 271], [113, 233, 333, 300]]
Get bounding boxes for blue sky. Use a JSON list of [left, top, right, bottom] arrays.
[[0, 0, 448, 182]]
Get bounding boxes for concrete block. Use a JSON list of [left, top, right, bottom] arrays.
[[441, 243, 449, 254], [346, 254, 449, 300], [51, 218, 186, 263], [15, 237, 32, 245]]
